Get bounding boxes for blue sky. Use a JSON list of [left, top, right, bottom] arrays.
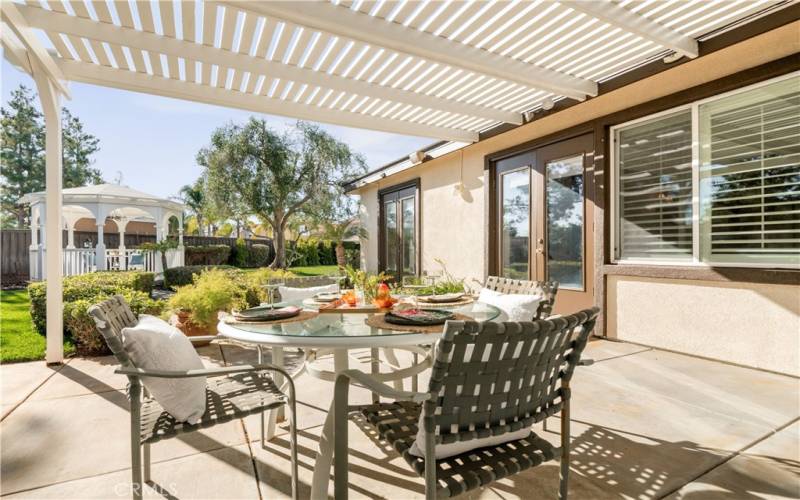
[[1, 58, 432, 199]]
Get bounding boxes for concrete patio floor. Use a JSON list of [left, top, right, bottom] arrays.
[[1, 339, 798, 499]]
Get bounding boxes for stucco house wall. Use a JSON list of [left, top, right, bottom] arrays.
[[353, 21, 800, 375]]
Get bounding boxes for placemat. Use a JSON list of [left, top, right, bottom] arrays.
[[365, 312, 472, 334], [222, 309, 319, 326]]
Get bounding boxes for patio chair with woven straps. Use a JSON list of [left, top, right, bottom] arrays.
[[483, 275, 560, 319], [87, 295, 298, 500], [333, 307, 599, 499]]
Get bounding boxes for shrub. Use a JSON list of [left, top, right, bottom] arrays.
[[65, 291, 165, 355], [232, 239, 250, 268], [185, 245, 231, 266], [28, 271, 155, 335], [249, 244, 271, 267], [163, 265, 237, 288], [168, 269, 249, 328]]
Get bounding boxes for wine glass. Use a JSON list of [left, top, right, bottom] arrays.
[[262, 280, 284, 309]]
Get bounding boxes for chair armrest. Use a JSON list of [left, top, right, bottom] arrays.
[[116, 363, 292, 381], [336, 369, 430, 403]]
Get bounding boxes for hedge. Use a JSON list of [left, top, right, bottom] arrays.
[[27, 271, 161, 356], [185, 245, 231, 266], [163, 265, 238, 288]]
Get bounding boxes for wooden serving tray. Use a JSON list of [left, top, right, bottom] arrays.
[[317, 301, 392, 314]]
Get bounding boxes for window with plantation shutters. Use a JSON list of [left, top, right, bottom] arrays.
[[613, 73, 800, 268], [699, 77, 800, 265], [615, 111, 694, 261]]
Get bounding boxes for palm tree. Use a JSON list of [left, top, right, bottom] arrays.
[[180, 182, 205, 236], [322, 218, 368, 268]]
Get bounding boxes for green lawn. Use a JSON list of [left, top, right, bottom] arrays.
[[238, 265, 340, 277], [0, 289, 74, 363], [288, 265, 340, 277]]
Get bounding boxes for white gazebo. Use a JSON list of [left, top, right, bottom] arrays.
[[19, 183, 185, 280]]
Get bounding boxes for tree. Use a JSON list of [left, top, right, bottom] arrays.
[[1, 86, 44, 228], [1, 85, 102, 228], [61, 108, 101, 186], [180, 180, 206, 235], [198, 118, 365, 268], [322, 218, 368, 268]]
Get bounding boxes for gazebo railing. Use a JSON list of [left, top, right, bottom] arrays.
[[64, 248, 96, 277], [28, 247, 183, 280], [105, 249, 158, 272]]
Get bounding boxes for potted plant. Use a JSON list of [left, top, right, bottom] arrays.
[[168, 269, 245, 341]]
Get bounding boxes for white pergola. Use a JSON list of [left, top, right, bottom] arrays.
[[19, 183, 185, 279], [0, 0, 789, 364]]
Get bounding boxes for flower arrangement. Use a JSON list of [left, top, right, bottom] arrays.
[[342, 265, 393, 304]]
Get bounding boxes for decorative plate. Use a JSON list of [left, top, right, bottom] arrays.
[[234, 305, 301, 322], [418, 293, 465, 303], [313, 292, 341, 302], [384, 309, 454, 326]]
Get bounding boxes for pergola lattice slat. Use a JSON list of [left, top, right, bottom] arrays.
[[18, 4, 521, 126], [57, 58, 480, 142], [223, 0, 599, 100]]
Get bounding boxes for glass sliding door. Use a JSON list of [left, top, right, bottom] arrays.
[[401, 196, 416, 275], [492, 134, 595, 313], [380, 181, 418, 279], [384, 200, 398, 275], [500, 168, 531, 279], [546, 155, 584, 290]]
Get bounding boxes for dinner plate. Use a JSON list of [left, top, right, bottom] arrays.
[[234, 305, 301, 322], [384, 309, 454, 326], [418, 293, 464, 303]]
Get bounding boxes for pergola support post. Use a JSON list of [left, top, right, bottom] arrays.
[[32, 61, 64, 365]]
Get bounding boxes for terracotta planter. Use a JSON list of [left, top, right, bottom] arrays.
[[174, 310, 217, 346]]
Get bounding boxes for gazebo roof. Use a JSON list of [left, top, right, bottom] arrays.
[[19, 183, 185, 213]]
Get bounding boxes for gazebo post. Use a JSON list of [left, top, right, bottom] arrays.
[[29, 205, 40, 280], [95, 220, 106, 271], [178, 213, 185, 266], [39, 205, 47, 280], [33, 61, 64, 365], [118, 217, 128, 270]]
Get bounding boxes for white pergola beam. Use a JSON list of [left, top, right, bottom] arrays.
[[0, 27, 33, 74], [17, 5, 522, 125], [57, 59, 479, 142], [1, 1, 71, 97], [560, 1, 699, 59], [223, 1, 598, 100]]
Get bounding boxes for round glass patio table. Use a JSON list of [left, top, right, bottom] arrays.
[[217, 299, 501, 500], [217, 299, 501, 348]]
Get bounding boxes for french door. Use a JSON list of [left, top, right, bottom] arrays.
[[379, 181, 418, 280], [494, 134, 595, 313]]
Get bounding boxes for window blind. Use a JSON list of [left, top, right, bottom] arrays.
[[700, 77, 800, 264], [616, 111, 693, 260]]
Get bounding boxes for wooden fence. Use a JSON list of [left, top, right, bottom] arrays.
[[1, 229, 275, 283]]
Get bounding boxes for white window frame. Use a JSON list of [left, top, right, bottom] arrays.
[[610, 71, 800, 270]]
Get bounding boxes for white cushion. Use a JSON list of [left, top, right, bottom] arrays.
[[477, 288, 541, 322], [409, 427, 532, 460], [278, 283, 339, 303], [122, 314, 206, 424]]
